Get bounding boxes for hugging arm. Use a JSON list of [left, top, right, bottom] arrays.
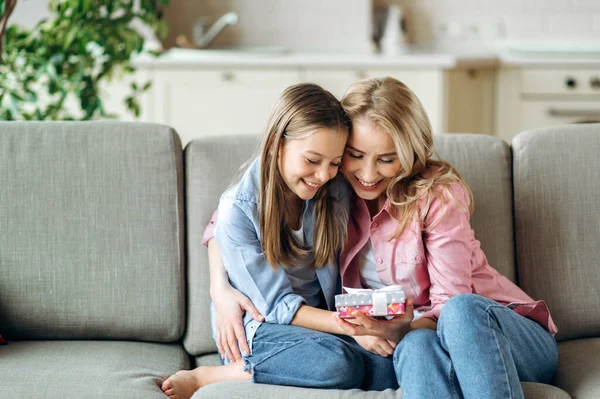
[[207, 236, 263, 362]]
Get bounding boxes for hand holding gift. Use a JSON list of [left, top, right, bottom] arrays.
[[334, 286, 415, 343]]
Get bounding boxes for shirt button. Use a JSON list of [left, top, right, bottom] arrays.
[[372, 222, 378, 228], [377, 258, 383, 264]]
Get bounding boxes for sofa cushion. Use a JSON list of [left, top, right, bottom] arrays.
[[193, 381, 570, 399], [434, 134, 516, 281], [0, 121, 185, 341], [552, 338, 600, 399], [0, 340, 189, 399], [183, 134, 261, 356], [513, 125, 600, 341]]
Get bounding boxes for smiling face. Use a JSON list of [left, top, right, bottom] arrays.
[[342, 118, 402, 210], [278, 127, 347, 201]]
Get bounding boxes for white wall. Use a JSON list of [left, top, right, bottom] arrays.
[[380, 0, 600, 44], [9, 0, 600, 50], [9, 0, 49, 28]]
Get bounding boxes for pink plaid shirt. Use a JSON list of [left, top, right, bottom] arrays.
[[339, 182, 558, 335]]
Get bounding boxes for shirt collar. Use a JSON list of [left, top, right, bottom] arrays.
[[354, 194, 397, 221]]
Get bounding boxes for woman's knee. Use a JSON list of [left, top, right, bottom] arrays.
[[438, 294, 491, 328], [393, 328, 439, 364]]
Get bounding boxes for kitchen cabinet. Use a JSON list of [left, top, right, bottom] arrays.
[[133, 67, 448, 144], [495, 67, 600, 142], [446, 68, 495, 136], [147, 68, 302, 144], [101, 69, 154, 122]]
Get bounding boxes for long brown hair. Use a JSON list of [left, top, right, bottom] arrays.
[[341, 77, 473, 237], [260, 83, 349, 269]]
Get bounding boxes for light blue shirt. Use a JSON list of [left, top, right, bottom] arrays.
[[213, 158, 349, 358]]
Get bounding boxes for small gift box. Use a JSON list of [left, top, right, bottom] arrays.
[[335, 286, 406, 318]]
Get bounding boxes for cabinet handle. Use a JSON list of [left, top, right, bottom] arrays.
[[222, 71, 235, 81], [547, 108, 600, 118]]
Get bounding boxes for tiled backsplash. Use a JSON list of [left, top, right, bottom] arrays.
[[379, 0, 600, 44]]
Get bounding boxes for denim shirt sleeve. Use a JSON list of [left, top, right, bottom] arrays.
[[215, 196, 305, 325]]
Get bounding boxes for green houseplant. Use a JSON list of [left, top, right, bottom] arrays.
[[0, 0, 169, 120]]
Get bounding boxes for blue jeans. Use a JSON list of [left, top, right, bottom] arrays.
[[394, 294, 558, 399], [244, 322, 397, 390]]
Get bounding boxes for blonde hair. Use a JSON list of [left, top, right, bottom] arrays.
[[341, 77, 473, 237], [260, 83, 349, 270]]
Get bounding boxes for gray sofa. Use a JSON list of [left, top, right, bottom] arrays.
[[1, 121, 598, 399]]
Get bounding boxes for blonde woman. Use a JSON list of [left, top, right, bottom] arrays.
[[333, 77, 558, 399], [161, 83, 398, 399]]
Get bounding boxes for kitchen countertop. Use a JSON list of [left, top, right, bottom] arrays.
[[132, 44, 600, 69], [133, 48, 458, 68]]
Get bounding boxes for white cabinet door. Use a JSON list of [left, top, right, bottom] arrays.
[[305, 69, 446, 134], [150, 69, 302, 145]]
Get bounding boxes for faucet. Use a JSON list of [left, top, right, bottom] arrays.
[[191, 12, 239, 48]]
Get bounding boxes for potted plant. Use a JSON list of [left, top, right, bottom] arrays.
[[0, 0, 169, 120]]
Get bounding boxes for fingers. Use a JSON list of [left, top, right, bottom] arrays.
[[233, 320, 250, 355], [404, 298, 415, 320], [226, 328, 243, 362], [221, 330, 235, 362], [371, 339, 394, 357], [352, 311, 374, 329], [240, 296, 264, 322], [379, 339, 396, 357], [333, 313, 361, 335], [215, 331, 226, 360]]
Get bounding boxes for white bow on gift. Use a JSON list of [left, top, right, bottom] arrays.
[[342, 285, 406, 315]]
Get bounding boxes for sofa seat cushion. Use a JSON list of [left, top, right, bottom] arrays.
[[0, 340, 189, 398], [192, 381, 570, 399], [553, 338, 600, 399]]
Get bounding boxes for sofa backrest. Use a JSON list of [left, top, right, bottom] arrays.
[[0, 122, 185, 342], [513, 124, 600, 342], [183, 132, 516, 356], [434, 134, 516, 280], [183, 134, 260, 356]]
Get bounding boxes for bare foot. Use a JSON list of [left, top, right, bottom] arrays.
[[161, 369, 203, 399], [161, 363, 250, 399]]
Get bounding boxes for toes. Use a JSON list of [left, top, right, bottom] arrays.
[[161, 378, 172, 392]]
